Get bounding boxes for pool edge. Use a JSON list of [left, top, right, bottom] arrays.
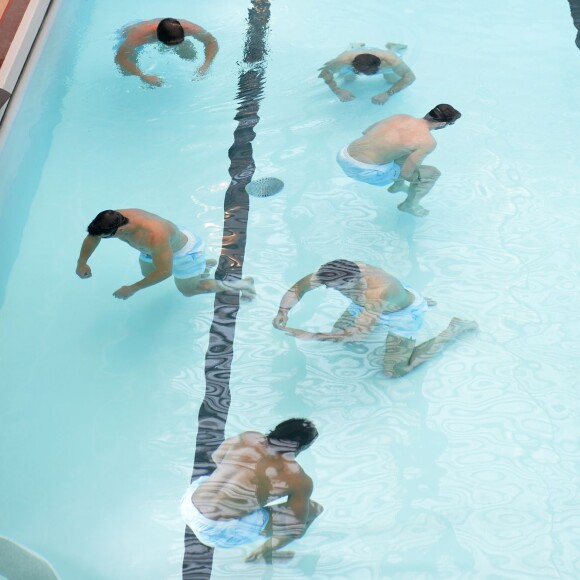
[[0, 0, 54, 125]]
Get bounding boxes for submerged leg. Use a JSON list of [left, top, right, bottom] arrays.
[[385, 42, 408, 54], [387, 179, 409, 194], [175, 275, 256, 299], [383, 318, 478, 378], [201, 258, 218, 279], [397, 165, 441, 217]]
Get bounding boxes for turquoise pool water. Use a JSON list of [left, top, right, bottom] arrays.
[[0, 0, 579, 578]]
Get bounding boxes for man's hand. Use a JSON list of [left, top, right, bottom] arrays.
[[371, 92, 390, 105], [141, 74, 163, 87], [113, 286, 137, 300], [272, 310, 289, 330], [194, 64, 210, 78], [76, 263, 92, 279], [245, 543, 273, 563], [336, 89, 355, 102]]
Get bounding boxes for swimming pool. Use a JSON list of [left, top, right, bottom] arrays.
[[0, 0, 579, 578]]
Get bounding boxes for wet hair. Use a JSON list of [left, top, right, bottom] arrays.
[[425, 104, 462, 124], [87, 210, 129, 237], [352, 53, 381, 75], [267, 418, 318, 452], [316, 259, 361, 287], [156, 18, 185, 45]]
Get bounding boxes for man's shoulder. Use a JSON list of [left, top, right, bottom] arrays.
[[122, 21, 158, 42], [286, 467, 313, 494], [238, 431, 266, 443]]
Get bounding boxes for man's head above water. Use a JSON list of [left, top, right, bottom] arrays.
[[425, 104, 462, 126], [156, 18, 185, 45], [352, 53, 381, 75]]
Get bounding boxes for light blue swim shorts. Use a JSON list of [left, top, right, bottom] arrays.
[[337, 146, 401, 187], [181, 476, 270, 548], [347, 287, 428, 340], [139, 229, 206, 279]]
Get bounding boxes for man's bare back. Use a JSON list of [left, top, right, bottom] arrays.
[[191, 432, 310, 520], [347, 115, 436, 168], [332, 261, 414, 314], [112, 209, 186, 255]]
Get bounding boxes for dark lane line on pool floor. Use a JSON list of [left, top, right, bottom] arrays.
[[182, 2, 271, 578]]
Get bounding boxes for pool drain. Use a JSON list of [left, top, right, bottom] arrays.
[[246, 177, 284, 198]]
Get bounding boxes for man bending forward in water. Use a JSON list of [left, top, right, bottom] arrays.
[[337, 104, 461, 217], [76, 209, 255, 300], [115, 18, 218, 87], [273, 259, 477, 378], [319, 42, 415, 104], [181, 419, 323, 561]]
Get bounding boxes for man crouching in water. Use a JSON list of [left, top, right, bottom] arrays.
[[273, 259, 477, 378], [76, 209, 255, 300], [337, 104, 462, 217], [181, 419, 323, 562]]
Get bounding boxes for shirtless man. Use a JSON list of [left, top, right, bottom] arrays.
[[337, 104, 462, 217], [273, 259, 477, 378], [319, 43, 415, 105], [181, 419, 323, 562], [114, 18, 218, 87], [76, 209, 255, 300]]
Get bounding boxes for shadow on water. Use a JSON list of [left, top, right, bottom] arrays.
[[182, 2, 271, 578]]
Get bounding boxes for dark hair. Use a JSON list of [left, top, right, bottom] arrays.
[[87, 210, 129, 237], [316, 259, 361, 287], [156, 18, 185, 45], [352, 53, 381, 75], [267, 418, 318, 452], [425, 104, 461, 124]]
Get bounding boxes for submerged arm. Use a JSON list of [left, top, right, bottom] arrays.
[[372, 59, 416, 104], [184, 22, 219, 74], [399, 144, 435, 181], [287, 301, 382, 342], [273, 274, 321, 329], [113, 244, 173, 299], [115, 39, 162, 86], [115, 41, 143, 78], [246, 479, 313, 562], [76, 235, 101, 278], [318, 59, 355, 101]]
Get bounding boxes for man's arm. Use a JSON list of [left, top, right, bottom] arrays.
[[318, 59, 355, 102], [185, 23, 219, 75], [273, 273, 321, 329], [399, 143, 435, 182], [115, 39, 162, 87], [112, 244, 173, 300], [76, 235, 101, 279], [246, 477, 314, 561], [372, 59, 416, 105], [284, 300, 382, 342]]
